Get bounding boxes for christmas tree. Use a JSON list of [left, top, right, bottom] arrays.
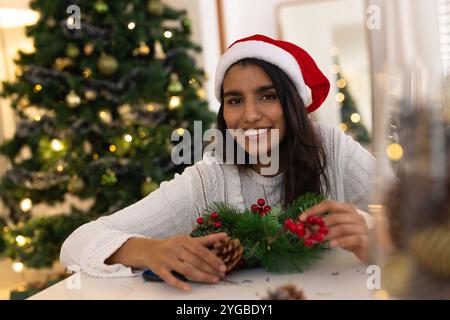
[[0, 0, 214, 280], [333, 58, 371, 144]]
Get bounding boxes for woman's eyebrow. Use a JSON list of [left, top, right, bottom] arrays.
[[255, 84, 275, 93], [223, 84, 275, 98], [223, 90, 242, 98]]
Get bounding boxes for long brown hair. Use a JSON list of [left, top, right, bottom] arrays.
[[216, 58, 329, 206]]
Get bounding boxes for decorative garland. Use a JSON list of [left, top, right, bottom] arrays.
[[191, 193, 329, 273]]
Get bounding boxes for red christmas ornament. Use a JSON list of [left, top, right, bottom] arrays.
[[257, 198, 266, 207], [251, 204, 260, 213], [210, 212, 219, 220], [213, 221, 222, 228], [196, 217, 204, 224], [263, 205, 272, 213]]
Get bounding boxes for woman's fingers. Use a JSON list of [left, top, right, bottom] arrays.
[[325, 223, 367, 241], [156, 267, 191, 292], [171, 259, 220, 284], [195, 232, 229, 246], [299, 200, 356, 221], [330, 234, 369, 262], [190, 235, 228, 273], [178, 245, 225, 278], [323, 213, 364, 227]]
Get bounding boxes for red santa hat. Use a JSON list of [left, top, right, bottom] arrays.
[[215, 34, 330, 113]]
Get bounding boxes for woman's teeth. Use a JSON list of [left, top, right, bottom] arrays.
[[244, 128, 269, 137]]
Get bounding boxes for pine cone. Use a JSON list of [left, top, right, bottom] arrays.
[[263, 284, 306, 300], [211, 238, 244, 272]]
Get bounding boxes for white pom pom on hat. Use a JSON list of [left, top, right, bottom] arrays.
[[215, 34, 330, 113]]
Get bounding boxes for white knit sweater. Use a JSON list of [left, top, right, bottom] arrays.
[[60, 122, 375, 277]]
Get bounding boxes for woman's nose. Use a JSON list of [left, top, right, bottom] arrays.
[[243, 100, 263, 123]]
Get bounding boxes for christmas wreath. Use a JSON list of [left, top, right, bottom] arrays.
[[191, 193, 330, 273]]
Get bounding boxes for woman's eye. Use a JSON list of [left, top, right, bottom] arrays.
[[227, 98, 242, 105], [261, 94, 277, 101]]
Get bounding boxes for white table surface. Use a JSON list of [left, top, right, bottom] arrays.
[[29, 248, 373, 300]]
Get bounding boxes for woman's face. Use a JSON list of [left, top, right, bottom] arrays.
[[222, 63, 286, 156]]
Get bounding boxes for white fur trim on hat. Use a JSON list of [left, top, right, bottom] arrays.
[[214, 40, 312, 105]]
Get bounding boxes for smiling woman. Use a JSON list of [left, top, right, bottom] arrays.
[[60, 34, 376, 292]]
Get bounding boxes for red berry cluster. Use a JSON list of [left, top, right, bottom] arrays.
[[196, 211, 222, 228], [283, 216, 329, 247], [251, 198, 271, 217]]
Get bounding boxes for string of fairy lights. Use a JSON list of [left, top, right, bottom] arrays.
[[329, 46, 403, 162]]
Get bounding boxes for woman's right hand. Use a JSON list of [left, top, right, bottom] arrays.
[[106, 233, 229, 292]]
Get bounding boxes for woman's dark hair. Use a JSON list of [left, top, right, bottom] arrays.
[[216, 58, 329, 207]]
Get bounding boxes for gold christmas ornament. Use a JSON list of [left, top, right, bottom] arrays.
[[97, 54, 118, 75], [196, 88, 206, 99], [168, 73, 183, 94], [153, 40, 166, 59], [54, 57, 74, 71], [145, 102, 163, 112], [101, 169, 117, 185], [211, 238, 244, 272], [133, 42, 151, 56], [16, 145, 32, 163], [147, 0, 164, 15], [68, 176, 85, 193], [98, 110, 112, 123], [188, 78, 200, 89], [18, 96, 30, 108], [118, 104, 132, 116], [84, 43, 94, 56], [82, 68, 93, 78], [15, 67, 23, 78], [66, 90, 81, 108], [46, 17, 56, 28], [94, 0, 108, 13], [125, 3, 134, 13], [84, 89, 97, 101], [65, 43, 80, 59]]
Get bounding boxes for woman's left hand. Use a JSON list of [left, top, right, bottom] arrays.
[[298, 200, 369, 262]]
